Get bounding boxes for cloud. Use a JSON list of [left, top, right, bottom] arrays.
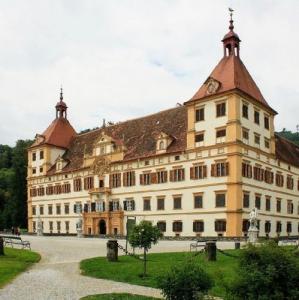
[[1, 0, 299, 146]]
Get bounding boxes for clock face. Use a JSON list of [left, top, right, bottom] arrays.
[[206, 79, 220, 94]]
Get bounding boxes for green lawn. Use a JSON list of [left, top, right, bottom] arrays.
[[0, 247, 40, 288], [81, 293, 159, 300], [80, 250, 240, 297]]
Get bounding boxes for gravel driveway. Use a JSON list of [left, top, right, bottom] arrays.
[[0, 236, 235, 299]]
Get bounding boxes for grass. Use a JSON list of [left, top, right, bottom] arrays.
[[81, 293, 159, 299], [80, 250, 240, 297], [0, 247, 40, 288]]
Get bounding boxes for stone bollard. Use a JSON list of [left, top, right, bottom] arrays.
[[205, 241, 217, 261], [0, 237, 4, 256], [107, 239, 118, 262], [235, 242, 241, 249]]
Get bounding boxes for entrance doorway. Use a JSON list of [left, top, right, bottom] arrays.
[[99, 219, 107, 235]]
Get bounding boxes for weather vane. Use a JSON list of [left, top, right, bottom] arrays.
[[229, 7, 234, 20]]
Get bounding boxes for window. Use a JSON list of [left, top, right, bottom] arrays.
[[264, 116, 269, 130], [32, 221, 36, 232], [48, 205, 53, 215], [242, 129, 249, 141], [174, 155, 180, 161], [172, 221, 183, 232], [109, 173, 121, 188], [287, 200, 294, 214], [108, 200, 119, 211], [143, 198, 151, 211], [39, 167, 43, 173], [254, 134, 260, 145], [123, 171, 135, 187], [73, 178, 82, 191], [39, 206, 44, 215], [96, 201, 105, 212], [65, 221, 70, 232], [84, 176, 94, 190], [265, 197, 271, 211], [216, 129, 226, 143], [140, 173, 151, 185], [215, 220, 226, 232], [216, 102, 226, 117], [32, 206, 36, 215], [190, 165, 207, 180], [264, 170, 274, 184], [254, 110, 260, 125], [57, 221, 61, 232], [265, 221, 271, 233], [37, 187, 44, 196], [32, 168, 36, 174], [40, 150, 44, 160], [195, 107, 204, 122], [255, 195, 261, 209], [275, 173, 284, 187], [61, 183, 71, 193], [242, 104, 249, 119], [157, 170, 167, 183], [157, 221, 166, 232], [173, 197, 182, 209], [195, 133, 204, 143], [276, 221, 282, 233], [253, 166, 264, 181], [53, 185, 62, 195], [242, 163, 252, 178], [157, 198, 165, 210], [46, 185, 54, 195], [211, 162, 229, 177], [123, 199, 135, 211], [243, 193, 250, 208], [287, 222, 292, 233], [276, 198, 281, 213], [32, 152, 36, 161], [193, 221, 204, 232], [49, 221, 53, 231], [170, 168, 185, 182], [64, 204, 69, 214], [264, 138, 270, 149], [287, 176, 294, 190], [242, 219, 250, 232], [159, 141, 165, 150], [56, 205, 61, 215], [194, 194, 203, 209], [215, 193, 226, 207]]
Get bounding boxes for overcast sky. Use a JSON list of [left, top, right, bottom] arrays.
[[1, 1, 299, 146]]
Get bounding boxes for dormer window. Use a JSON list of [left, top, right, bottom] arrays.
[[156, 131, 173, 154], [159, 141, 165, 150]]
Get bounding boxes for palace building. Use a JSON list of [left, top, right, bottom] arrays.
[[27, 17, 299, 238]]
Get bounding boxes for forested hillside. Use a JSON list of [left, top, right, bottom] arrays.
[[276, 129, 299, 146], [0, 140, 33, 230]]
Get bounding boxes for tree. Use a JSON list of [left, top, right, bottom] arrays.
[[158, 258, 213, 300], [128, 221, 162, 277], [228, 241, 299, 300]]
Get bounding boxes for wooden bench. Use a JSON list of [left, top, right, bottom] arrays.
[[190, 240, 206, 252], [0, 235, 31, 250]]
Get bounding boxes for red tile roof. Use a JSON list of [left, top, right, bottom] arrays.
[[275, 134, 299, 168], [186, 55, 276, 113], [47, 106, 187, 174], [30, 118, 77, 149]]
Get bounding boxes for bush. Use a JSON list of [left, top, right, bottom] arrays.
[[158, 258, 213, 300], [227, 241, 299, 300]]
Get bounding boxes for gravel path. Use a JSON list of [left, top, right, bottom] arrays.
[[0, 236, 237, 300]]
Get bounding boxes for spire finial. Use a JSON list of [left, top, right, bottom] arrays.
[[228, 7, 234, 31], [60, 85, 63, 102]]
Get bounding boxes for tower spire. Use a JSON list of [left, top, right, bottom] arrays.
[[222, 8, 240, 57], [60, 86, 63, 102]]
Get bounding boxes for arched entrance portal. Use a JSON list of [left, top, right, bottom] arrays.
[[99, 219, 107, 235]]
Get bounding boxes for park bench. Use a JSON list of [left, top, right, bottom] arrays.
[[0, 235, 31, 250], [190, 240, 206, 252]]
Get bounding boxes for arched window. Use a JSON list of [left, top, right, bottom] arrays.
[[159, 140, 165, 150]]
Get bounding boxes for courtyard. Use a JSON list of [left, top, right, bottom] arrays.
[[0, 235, 237, 299]]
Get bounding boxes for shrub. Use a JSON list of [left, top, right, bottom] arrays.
[[227, 241, 299, 300], [158, 258, 213, 300]]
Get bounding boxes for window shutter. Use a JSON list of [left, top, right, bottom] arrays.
[[73, 204, 76, 213], [123, 173, 127, 187], [140, 174, 144, 185], [132, 172, 136, 186], [123, 201, 127, 211], [170, 170, 174, 182], [151, 173, 157, 184], [109, 202, 113, 211], [91, 202, 96, 212], [249, 165, 252, 178], [163, 171, 168, 182], [225, 162, 229, 176], [109, 175, 113, 188], [83, 204, 88, 212], [190, 167, 195, 180], [132, 200, 135, 211], [193, 221, 196, 232], [211, 164, 216, 177], [203, 165, 207, 178]]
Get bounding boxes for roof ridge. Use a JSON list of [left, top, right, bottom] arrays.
[[275, 132, 299, 149]]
